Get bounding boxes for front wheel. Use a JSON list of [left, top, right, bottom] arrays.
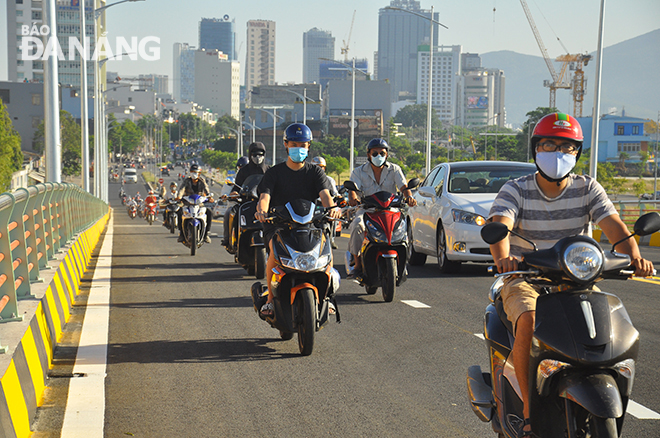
[[254, 247, 267, 279], [190, 224, 197, 256], [437, 226, 461, 274], [148, 213, 154, 225], [587, 416, 617, 437], [381, 257, 397, 302], [297, 289, 317, 356]]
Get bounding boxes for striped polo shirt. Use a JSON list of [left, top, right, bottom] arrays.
[[488, 173, 617, 258]]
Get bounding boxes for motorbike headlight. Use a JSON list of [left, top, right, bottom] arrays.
[[452, 209, 486, 226], [366, 219, 387, 243], [391, 218, 407, 243], [536, 359, 571, 395], [279, 244, 329, 272], [561, 242, 603, 283]]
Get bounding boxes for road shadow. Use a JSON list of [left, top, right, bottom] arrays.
[[107, 338, 300, 364], [111, 295, 254, 309]]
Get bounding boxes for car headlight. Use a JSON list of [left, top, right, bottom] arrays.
[[452, 209, 486, 226], [366, 219, 387, 243], [561, 241, 603, 283], [391, 218, 407, 243]]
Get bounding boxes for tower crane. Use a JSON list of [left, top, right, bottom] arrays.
[[341, 10, 356, 61], [519, 0, 571, 109]]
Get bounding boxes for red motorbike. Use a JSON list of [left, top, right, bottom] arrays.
[[343, 178, 419, 302], [145, 202, 158, 225]]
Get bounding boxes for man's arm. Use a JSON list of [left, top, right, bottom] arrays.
[[488, 215, 519, 274], [319, 189, 342, 219], [598, 214, 654, 276], [255, 193, 271, 222]]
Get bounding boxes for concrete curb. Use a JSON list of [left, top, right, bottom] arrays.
[[592, 229, 660, 247], [0, 212, 109, 438]]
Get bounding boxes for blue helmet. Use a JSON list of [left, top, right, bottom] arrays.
[[283, 123, 313, 143], [367, 138, 389, 151], [237, 156, 249, 168]]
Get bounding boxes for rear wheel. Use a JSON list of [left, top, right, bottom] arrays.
[[437, 226, 461, 274], [297, 289, 316, 356], [254, 247, 267, 279], [190, 225, 197, 256], [381, 257, 397, 302]]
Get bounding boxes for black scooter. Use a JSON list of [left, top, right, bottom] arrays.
[[467, 213, 660, 438], [251, 199, 341, 356], [223, 174, 266, 279]]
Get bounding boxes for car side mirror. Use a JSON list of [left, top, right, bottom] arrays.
[[480, 222, 510, 245], [418, 187, 435, 198]]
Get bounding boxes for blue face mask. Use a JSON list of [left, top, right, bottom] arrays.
[[370, 154, 387, 167], [288, 147, 308, 163]]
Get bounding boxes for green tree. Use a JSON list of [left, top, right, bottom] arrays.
[[200, 149, 235, 171], [632, 178, 647, 198], [33, 110, 81, 177], [0, 99, 23, 191], [313, 135, 351, 160], [323, 155, 349, 182], [393, 104, 441, 130], [120, 119, 142, 154]]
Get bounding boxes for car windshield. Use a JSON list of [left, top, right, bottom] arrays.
[[448, 166, 534, 194]]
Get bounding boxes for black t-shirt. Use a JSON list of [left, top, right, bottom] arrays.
[[258, 161, 332, 208], [234, 162, 268, 191]]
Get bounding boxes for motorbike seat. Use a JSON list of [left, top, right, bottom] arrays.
[[495, 298, 515, 335]]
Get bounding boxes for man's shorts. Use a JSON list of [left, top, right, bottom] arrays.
[[500, 276, 540, 332]]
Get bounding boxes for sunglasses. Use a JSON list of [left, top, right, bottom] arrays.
[[370, 151, 387, 157], [251, 152, 264, 157]]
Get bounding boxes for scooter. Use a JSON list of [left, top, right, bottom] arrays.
[[343, 178, 419, 302], [145, 202, 158, 225], [180, 194, 212, 256], [250, 199, 341, 356], [223, 174, 266, 279], [162, 199, 180, 234], [467, 213, 660, 438], [127, 202, 137, 219]]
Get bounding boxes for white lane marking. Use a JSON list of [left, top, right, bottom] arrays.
[[61, 215, 113, 438], [401, 300, 431, 308], [474, 333, 485, 340], [627, 400, 660, 419]]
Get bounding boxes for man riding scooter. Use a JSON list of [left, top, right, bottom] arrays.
[[176, 164, 214, 243]]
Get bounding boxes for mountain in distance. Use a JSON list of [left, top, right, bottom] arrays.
[[481, 28, 660, 127]]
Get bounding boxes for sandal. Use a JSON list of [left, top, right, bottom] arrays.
[[517, 418, 538, 438], [260, 302, 274, 317]]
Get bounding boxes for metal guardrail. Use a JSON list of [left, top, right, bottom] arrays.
[[613, 200, 660, 227], [0, 183, 108, 351]]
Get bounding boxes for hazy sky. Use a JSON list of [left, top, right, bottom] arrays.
[[1, 0, 659, 87]]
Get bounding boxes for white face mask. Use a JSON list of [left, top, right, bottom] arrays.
[[370, 154, 387, 167], [251, 155, 264, 165], [535, 151, 576, 180]]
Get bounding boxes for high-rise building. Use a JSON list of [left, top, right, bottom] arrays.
[[457, 69, 506, 128], [6, 0, 102, 98], [302, 28, 334, 84], [194, 50, 240, 118], [173, 43, 196, 103], [378, 0, 438, 102], [199, 17, 236, 60], [461, 53, 482, 72], [245, 20, 276, 95], [319, 59, 368, 90], [417, 45, 461, 122], [138, 74, 169, 94]]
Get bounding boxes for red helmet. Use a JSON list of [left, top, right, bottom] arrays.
[[531, 113, 584, 159]]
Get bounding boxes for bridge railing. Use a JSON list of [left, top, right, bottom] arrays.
[[0, 183, 108, 351]]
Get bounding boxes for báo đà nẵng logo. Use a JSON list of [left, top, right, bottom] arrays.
[[19, 24, 160, 61]]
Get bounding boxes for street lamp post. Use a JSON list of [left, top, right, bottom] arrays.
[[282, 88, 315, 125], [242, 120, 261, 144], [384, 6, 448, 175], [251, 107, 283, 164], [319, 58, 368, 174]]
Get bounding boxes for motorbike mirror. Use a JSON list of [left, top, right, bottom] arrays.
[[224, 178, 233, 185], [634, 212, 660, 236], [343, 180, 359, 192], [407, 178, 420, 190], [480, 222, 510, 245]]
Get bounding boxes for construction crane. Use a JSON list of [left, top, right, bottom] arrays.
[[341, 10, 356, 61], [519, 0, 571, 109]]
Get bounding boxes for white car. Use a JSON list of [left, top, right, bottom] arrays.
[[123, 168, 138, 183], [409, 161, 537, 273]]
